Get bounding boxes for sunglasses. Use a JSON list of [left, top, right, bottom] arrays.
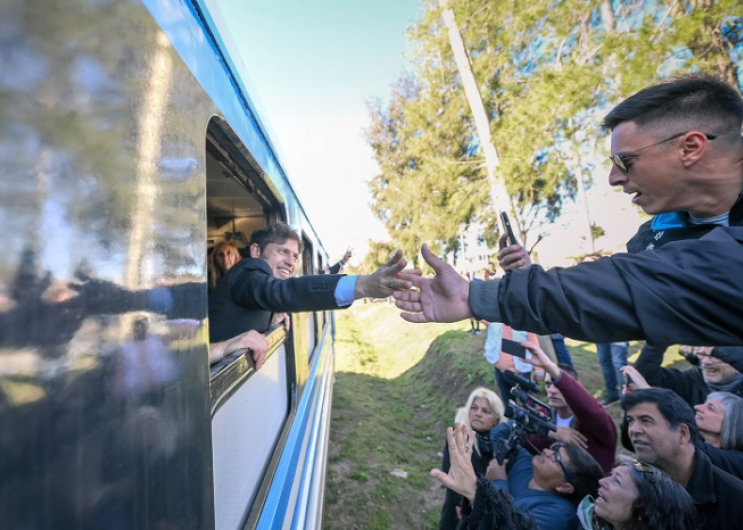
[[549, 442, 572, 482], [609, 132, 717, 174], [618, 460, 659, 480]]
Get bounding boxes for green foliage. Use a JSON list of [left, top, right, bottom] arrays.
[[366, 0, 743, 253]]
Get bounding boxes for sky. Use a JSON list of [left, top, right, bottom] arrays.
[[209, 0, 644, 269], [212, 0, 422, 264]]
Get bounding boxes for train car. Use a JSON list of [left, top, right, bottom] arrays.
[[0, 0, 336, 528]]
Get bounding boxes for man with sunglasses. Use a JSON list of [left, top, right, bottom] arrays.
[[395, 73, 743, 347], [478, 422, 603, 530], [634, 344, 743, 408], [623, 387, 743, 529]]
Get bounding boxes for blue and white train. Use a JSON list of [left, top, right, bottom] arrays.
[[0, 0, 335, 528]]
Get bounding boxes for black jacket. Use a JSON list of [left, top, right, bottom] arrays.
[[635, 344, 743, 407], [699, 442, 743, 482], [208, 258, 343, 343], [686, 448, 743, 530], [469, 192, 743, 346]]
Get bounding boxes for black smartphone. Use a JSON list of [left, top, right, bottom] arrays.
[[501, 338, 528, 359], [500, 212, 518, 246]]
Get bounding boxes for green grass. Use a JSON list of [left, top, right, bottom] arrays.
[[323, 304, 659, 529]]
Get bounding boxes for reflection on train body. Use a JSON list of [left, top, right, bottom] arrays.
[[0, 0, 336, 528]]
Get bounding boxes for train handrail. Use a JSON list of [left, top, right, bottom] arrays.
[[209, 325, 287, 416]]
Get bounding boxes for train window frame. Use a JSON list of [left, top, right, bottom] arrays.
[[205, 116, 299, 530]]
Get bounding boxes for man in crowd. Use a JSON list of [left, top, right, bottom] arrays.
[[521, 341, 617, 473], [208, 223, 408, 344], [636, 344, 743, 407], [394, 73, 743, 346], [623, 388, 743, 529]]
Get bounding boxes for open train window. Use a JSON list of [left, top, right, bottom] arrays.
[[205, 116, 292, 530]]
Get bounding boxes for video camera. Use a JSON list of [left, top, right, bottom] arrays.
[[494, 370, 556, 464]]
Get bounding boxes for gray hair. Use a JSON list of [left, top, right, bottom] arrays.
[[707, 392, 743, 451]]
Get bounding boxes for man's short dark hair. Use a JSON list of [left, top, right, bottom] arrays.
[[603, 73, 743, 144], [563, 443, 603, 506], [250, 222, 303, 253], [621, 388, 700, 442]]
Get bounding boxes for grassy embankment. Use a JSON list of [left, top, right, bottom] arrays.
[[323, 303, 682, 529]]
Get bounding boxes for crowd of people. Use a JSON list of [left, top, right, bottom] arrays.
[[412, 72, 743, 529]]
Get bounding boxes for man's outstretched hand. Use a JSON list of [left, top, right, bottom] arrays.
[[394, 244, 472, 323], [354, 249, 412, 299]]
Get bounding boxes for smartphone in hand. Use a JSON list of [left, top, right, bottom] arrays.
[[501, 338, 530, 359], [500, 212, 518, 246]]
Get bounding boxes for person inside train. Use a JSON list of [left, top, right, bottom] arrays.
[[210, 240, 241, 289], [208, 222, 408, 344]]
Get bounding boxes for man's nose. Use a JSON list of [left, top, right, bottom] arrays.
[[628, 421, 642, 435], [608, 164, 627, 187]]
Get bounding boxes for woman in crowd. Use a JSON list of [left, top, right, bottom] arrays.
[[438, 388, 505, 529], [693, 391, 743, 478], [434, 423, 698, 530], [578, 460, 698, 530], [623, 365, 743, 479]]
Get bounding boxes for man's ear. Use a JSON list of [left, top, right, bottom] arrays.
[[249, 243, 262, 258], [678, 423, 692, 445], [556, 481, 575, 496], [680, 132, 709, 168]]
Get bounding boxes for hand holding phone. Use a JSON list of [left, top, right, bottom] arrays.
[[500, 212, 518, 246], [501, 338, 530, 359]]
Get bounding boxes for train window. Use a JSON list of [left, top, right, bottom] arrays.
[[301, 235, 317, 361], [205, 117, 291, 530]]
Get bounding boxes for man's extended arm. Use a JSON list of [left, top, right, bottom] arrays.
[[232, 250, 409, 312], [633, 343, 701, 403], [398, 229, 743, 345]]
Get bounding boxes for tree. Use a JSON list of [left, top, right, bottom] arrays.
[[366, 0, 743, 255]]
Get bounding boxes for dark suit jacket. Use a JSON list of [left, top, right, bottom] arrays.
[[208, 258, 344, 343]]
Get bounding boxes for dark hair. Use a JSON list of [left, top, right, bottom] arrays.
[[563, 443, 603, 506], [558, 362, 578, 381], [466, 477, 535, 530], [621, 388, 700, 443], [249, 223, 303, 253], [619, 462, 699, 530], [603, 73, 743, 145]]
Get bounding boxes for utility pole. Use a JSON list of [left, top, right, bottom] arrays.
[[438, 0, 519, 240]]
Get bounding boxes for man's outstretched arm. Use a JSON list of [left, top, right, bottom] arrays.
[[395, 228, 743, 346], [395, 244, 472, 323]]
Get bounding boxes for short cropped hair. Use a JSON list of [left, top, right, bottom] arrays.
[[621, 388, 700, 443], [563, 443, 604, 506], [603, 73, 743, 143], [250, 222, 303, 253], [707, 391, 743, 451]]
